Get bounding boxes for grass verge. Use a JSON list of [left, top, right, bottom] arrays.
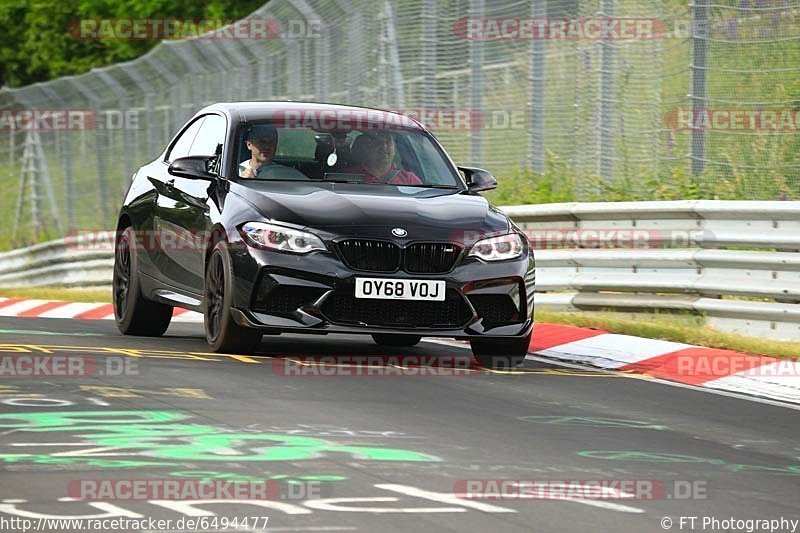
[[0, 287, 111, 303], [535, 309, 800, 360]]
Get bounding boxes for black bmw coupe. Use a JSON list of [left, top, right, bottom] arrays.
[[112, 102, 535, 367]]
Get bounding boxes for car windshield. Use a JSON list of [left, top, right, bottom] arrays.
[[235, 122, 462, 188]]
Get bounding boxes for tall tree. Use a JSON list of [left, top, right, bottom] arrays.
[[0, 0, 266, 87]]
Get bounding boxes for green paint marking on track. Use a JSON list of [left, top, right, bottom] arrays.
[[0, 329, 102, 336], [0, 410, 440, 468]]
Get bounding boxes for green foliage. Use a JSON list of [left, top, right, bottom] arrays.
[[486, 152, 577, 206], [490, 159, 800, 205], [641, 167, 702, 201], [0, 0, 266, 87]]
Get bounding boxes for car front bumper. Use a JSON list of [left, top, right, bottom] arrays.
[[228, 244, 536, 339]]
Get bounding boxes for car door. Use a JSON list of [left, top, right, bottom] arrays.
[[146, 116, 203, 287], [157, 114, 226, 295]]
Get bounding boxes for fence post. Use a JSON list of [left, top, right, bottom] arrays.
[[67, 78, 110, 226], [421, 0, 436, 111], [310, 17, 328, 103], [691, 0, 709, 176], [598, 0, 616, 182], [15, 131, 62, 242], [96, 70, 134, 196], [144, 55, 181, 143], [39, 84, 74, 232], [288, 43, 302, 97], [469, 0, 484, 164], [63, 132, 73, 231], [381, 0, 405, 108], [258, 54, 271, 100], [348, 10, 364, 104], [531, 0, 547, 172]]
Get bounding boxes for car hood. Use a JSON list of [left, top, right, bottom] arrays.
[[230, 181, 510, 241]]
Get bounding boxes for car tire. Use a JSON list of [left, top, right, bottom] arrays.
[[204, 241, 262, 353], [371, 333, 422, 347], [113, 226, 173, 336], [470, 330, 531, 369]]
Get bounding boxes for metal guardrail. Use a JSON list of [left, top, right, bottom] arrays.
[[503, 200, 800, 341], [0, 233, 113, 289], [0, 200, 798, 340]]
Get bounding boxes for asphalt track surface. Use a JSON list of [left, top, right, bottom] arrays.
[[0, 316, 799, 533]]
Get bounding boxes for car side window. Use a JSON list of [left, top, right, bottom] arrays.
[[167, 117, 205, 162], [191, 115, 226, 157]]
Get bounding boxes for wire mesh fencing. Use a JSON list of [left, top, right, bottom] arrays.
[[0, 0, 798, 249]]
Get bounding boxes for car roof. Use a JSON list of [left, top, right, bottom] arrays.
[[197, 101, 426, 131]]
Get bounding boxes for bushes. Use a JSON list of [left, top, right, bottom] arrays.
[[487, 150, 798, 206], [486, 152, 577, 205]]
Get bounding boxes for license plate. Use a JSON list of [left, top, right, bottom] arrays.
[[355, 278, 446, 301]]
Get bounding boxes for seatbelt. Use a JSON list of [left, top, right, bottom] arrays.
[[384, 168, 401, 183]]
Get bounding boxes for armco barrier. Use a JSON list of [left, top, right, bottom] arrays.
[[0, 233, 113, 289], [502, 200, 800, 341], [0, 200, 798, 340]]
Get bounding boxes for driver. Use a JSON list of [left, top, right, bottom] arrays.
[[344, 132, 423, 185], [239, 124, 297, 179]]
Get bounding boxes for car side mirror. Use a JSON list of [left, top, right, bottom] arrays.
[[168, 155, 217, 180], [459, 166, 497, 192]]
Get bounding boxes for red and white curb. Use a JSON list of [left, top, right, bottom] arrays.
[[0, 297, 203, 323], [531, 323, 800, 406], [1, 297, 798, 404]]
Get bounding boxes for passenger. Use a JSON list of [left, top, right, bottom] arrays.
[[344, 132, 423, 185]]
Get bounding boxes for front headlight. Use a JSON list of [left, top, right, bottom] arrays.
[[468, 233, 524, 261], [239, 222, 326, 254]]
